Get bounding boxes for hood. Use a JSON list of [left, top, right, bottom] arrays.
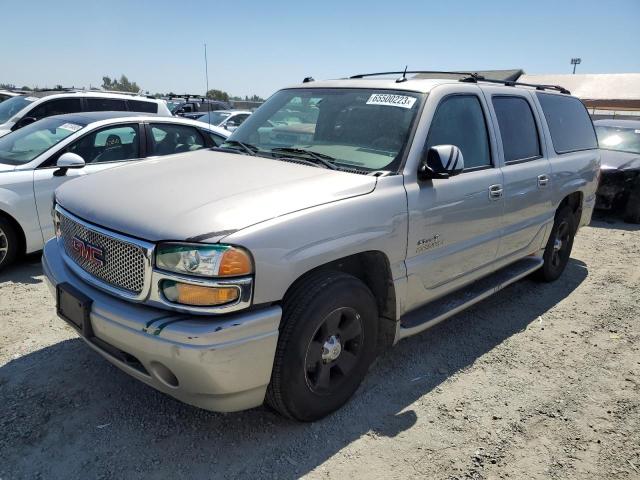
[[0, 163, 16, 172], [56, 150, 377, 242], [600, 149, 640, 171]]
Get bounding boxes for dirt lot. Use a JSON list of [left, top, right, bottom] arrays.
[[1, 213, 639, 480]]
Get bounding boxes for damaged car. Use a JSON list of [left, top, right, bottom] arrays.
[[594, 119, 640, 223]]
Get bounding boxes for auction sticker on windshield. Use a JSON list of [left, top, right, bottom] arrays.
[[58, 123, 82, 133], [366, 93, 416, 109]]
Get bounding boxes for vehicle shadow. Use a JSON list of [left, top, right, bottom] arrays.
[[0, 259, 588, 479], [590, 210, 640, 231], [0, 252, 43, 285]]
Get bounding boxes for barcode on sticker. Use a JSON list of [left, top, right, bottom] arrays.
[[366, 93, 416, 109]]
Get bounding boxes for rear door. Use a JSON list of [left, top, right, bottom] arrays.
[[482, 88, 553, 261], [32, 123, 143, 242]]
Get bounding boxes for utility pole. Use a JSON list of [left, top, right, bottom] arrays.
[[571, 58, 581, 74]]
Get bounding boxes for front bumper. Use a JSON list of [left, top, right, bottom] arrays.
[[42, 238, 281, 412], [596, 168, 639, 210]]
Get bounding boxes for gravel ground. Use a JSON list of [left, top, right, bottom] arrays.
[[1, 213, 639, 480]]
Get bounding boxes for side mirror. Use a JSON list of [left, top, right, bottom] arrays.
[[225, 121, 237, 132], [418, 145, 464, 180], [54, 152, 85, 176], [12, 116, 37, 131]]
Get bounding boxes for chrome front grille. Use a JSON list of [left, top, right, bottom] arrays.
[[58, 211, 147, 294]]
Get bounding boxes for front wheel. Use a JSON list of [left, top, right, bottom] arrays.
[[0, 218, 19, 272], [266, 271, 378, 421], [534, 205, 576, 282]]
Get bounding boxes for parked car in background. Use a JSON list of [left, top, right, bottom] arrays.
[[42, 72, 599, 421], [194, 110, 252, 131], [0, 90, 21, 102], [172, 98, 231, 117], [594, 119, 640, 222], [0, 112, 228, 270], [0, 91, 171, 138]]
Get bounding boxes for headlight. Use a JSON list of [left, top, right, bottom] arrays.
[[155, 243, 253, 278]]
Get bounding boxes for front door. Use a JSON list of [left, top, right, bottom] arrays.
[[405, 93, 504, 308], [33, 123, 142, 242]]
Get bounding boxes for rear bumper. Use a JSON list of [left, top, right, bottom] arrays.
[[42, 238, 281, 412]]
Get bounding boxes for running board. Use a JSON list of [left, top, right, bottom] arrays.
[[397, 257, 543, 340]]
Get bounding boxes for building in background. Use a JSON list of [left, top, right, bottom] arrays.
[[518, 73, 640, 120]]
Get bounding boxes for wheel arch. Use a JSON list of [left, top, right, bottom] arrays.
[[282, 250, 398, 352], [558, 191, 583, 229]]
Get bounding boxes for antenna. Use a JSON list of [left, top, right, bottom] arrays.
[[396, 65, 408, 83], [204, 43, 212, 129]]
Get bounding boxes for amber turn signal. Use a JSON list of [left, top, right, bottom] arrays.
[[161, 280, 239, 306], [219, 248, 253, 277]]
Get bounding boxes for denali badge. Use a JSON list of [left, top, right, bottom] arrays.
[[71, 236, 105, 267]]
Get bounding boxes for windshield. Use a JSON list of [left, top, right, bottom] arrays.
[[197, 111, 231, 125], [0, 95, 37, 124], [0, 117, 86, 165], [225, 88, 423, 172], [596, 125, 640, 155]]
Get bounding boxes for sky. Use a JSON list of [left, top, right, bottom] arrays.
[[2, 0, 639, 98]]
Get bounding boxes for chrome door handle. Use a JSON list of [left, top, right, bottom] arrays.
[[489, 184, 503, 200], [538, 174, 550, 187]]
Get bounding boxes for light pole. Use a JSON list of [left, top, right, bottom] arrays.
[[571, 58, 582, 74]]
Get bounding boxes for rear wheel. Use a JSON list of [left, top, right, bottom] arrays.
[[534, 205, 576, 282], [266, 271, 378, 421], [0, 218, 18, 272]]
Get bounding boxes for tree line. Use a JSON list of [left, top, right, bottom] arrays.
[[1, 75, 264, 103]]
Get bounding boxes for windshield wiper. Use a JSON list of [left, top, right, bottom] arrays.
[[219, 140, 259, 156], [270, 147, 338, 170]]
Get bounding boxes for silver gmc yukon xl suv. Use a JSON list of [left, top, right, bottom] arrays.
[[42, 72, 600, 421]]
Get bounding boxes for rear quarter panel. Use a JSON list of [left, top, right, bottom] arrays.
[[530, 95, 600, 227]]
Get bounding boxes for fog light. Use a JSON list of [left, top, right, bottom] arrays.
[[161, 280, 239, 306]]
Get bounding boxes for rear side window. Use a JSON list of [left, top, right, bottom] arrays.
[[128, 100, 158, 114], [426, 95, 492, 169], [492, 96, 540, 163], [28, 98, 82, 120], [536, 93, 597, 153], [150, 123, 206, 156], [86, 98, 127, 112]]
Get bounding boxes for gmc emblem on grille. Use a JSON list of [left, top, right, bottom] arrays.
[[71, 236, 105, 267]]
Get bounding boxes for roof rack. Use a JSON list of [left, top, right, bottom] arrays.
[[347, 71, 571, 95]]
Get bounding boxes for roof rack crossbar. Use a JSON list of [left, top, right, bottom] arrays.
[[349, 70, 483, 80], [473, 77, 571, 94]]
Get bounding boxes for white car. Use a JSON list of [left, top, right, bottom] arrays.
[[193, 110, 252, 132], [0, 90, 172, 138], [0, 90, 21, 102], [0, 112, 229, 270]]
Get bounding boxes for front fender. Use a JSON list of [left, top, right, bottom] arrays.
[[222, 175, 409, 306]]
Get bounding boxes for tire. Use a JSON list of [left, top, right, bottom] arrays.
[[0, 217, 19, 272], [534, 205, 576, 282], [266, 271, 378, 421], [623, 179, 640, 224]]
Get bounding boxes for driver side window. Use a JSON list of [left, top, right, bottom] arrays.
[[425, 95, 492, 170], [67, 124, 140, 163]]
